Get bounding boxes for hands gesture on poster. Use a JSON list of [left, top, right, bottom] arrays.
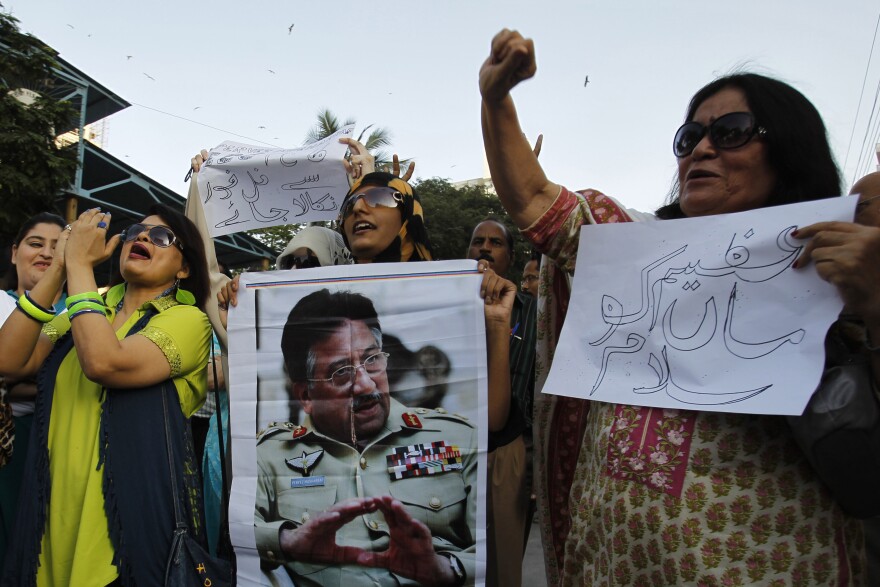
[[279, 498, 379, 566], [479, 29, 537, 104], [356, 496, 458, 586], [279, 496, 458, 586]]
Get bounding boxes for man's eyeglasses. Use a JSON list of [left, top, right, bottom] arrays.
[[121, 223, 183, 250], [339, 187, 404, 221], [673, 112, 767, 158], [279, 253, 320, 270], [521, 275, 539, 285], [308, 351, 390, 388]]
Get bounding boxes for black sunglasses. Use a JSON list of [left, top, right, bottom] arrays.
[[279, 253, 321, 270], [339, 187, 404, 221], [673, 112, 767, 158], [121, 223, 183, 250]]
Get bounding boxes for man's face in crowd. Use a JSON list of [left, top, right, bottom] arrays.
[[295, 319, 391, 444], [521, 259, 539, 297], [467, 220, 511, 277]]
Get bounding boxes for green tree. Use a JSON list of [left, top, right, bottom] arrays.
[[304, 108, 394, 169], [0, 6, 78, 244], [415, 178, 531, 281]]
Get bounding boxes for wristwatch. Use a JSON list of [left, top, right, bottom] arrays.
[[437, 552, 466, 586]]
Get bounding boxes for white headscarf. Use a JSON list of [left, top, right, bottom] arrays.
[[276, 226, 352, 268]]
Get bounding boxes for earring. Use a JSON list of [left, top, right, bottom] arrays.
[[173, 277, 196, 306]]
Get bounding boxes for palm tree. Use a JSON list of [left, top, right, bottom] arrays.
[[304, 108, 395, 170]]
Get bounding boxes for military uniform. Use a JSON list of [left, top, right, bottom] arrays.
[[255, 398, 477, 586]]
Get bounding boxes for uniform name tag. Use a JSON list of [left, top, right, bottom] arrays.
[[291, 476, 325, 488]]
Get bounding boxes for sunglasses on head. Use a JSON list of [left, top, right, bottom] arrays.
[[279, 253, 321, 270], [121, 223, 183, 250], [339, 187, 404, 221], [673, 112, 767, 158]]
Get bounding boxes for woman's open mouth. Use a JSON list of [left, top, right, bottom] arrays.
[[352, 221, 376, 235], [129, 243, 151, 260]]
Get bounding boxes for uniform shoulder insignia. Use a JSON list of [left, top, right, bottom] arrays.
[[257, 422, 307, 444], [402, 412, 422, 429]]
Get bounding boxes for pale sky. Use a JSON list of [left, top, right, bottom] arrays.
[[7, 0, 880, 214]]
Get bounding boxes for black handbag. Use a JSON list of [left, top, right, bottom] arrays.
[[161, 380, 234, 586], [788, 321, 880, 519]]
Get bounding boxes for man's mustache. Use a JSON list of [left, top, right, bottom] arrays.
[[476, 252, 494, 264], [351, 392, 383, 411]]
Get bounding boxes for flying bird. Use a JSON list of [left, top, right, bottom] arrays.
[[127, 55, 133, 60], [288, 24, 295, 34], [258, 126, 266, 129], [66, 24, 74, 29], [268, 69, 276, 74], [584, 75, 590, 87], [193, 106, 201, 110], [143, 73, 155, 81]]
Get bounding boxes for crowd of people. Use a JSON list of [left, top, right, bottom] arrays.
[[0, 27, 877, 587]]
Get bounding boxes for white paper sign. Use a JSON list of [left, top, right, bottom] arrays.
[[227, 260, 488, 586], [542, 197, 857, 416], [197, 125, 354, 237]]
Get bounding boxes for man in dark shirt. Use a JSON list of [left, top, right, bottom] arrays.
[[466, 218, 536, 587]]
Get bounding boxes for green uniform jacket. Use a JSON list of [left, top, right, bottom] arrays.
[[255, 398, 478, 586]]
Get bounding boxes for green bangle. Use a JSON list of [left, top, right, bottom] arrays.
[[67, 301, 107, 315], [17, 294, 55, 323], [15, 304, 47, 324], [66, 291, 102, 308], [69, 308, 106, 321], [24, 291, 56, 316]]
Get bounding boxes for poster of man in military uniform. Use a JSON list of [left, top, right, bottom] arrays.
[[227, 261, 487, 586]]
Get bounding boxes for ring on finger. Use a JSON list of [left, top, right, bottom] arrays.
[[64, 224, 72, 231]]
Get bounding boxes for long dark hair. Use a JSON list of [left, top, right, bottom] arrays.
[[143, 205, 210, 312], [7, 212, 66, 292], [656, 73, 842, 219]]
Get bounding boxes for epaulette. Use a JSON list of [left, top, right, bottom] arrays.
[[256, 422, 310, 444], [401, 407, 475, 430]]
